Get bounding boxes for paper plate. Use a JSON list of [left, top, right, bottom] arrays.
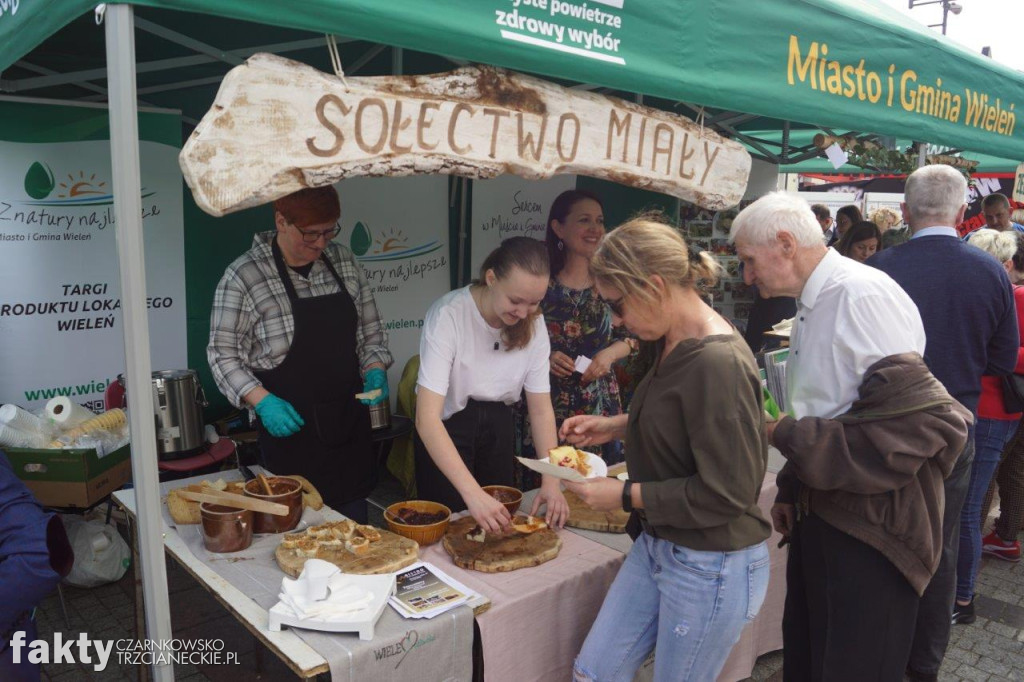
[[585, 452, 608, 479], [616, 472, 629, 481], [517, 451, 607, 482]]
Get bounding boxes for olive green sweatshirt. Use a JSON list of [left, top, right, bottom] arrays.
[[629, 330, 771, 551]]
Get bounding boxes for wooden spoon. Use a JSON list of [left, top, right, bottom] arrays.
[[258, 473, 273, 496]]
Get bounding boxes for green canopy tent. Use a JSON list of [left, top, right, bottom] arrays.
[[4, 0, 1024, 158], [733, 130, 1023, 175], [3, 3, 1023, 678]]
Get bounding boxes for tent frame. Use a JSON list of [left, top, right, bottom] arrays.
[[5, 6, 1007, 679], [105, 6, 174, 680]]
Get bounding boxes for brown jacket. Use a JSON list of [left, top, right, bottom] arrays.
[[774, 352, 971, 595]]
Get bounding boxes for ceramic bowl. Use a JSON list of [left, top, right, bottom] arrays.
[[199, 503, 253, 553], [482, 485, 523, 516], [243, 476, 303, 533], [384, 500, 451, 546]]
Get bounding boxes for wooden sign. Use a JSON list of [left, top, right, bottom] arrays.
[[180, 54, 751, 216]]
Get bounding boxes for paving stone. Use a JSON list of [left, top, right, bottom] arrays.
[[43, 661, 82, 678], [977, 657, 1013, 678], [992, 636, 1024, 654], [958, 663, 994, 681], [995, 603, 1024, 630], [948, 647, 981, 665], [109, 604, 135, 623], [96, 592, 131, 610], [988, 621, 1019, 639], [65, 593, 103, 609], [973, 642, 1005, 661], [49, 669, 97, 682], [1004, 650, 1024, 669], [80, 665, 127, 681]]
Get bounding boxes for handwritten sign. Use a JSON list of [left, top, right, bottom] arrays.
[[470, 175, 575, 274], [180, 54, 751, 216]]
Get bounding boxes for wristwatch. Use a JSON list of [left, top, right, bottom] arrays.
[[621, 480, 634, 512]]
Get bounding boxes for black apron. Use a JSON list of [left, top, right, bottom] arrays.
[[254, 239, 375, 509]]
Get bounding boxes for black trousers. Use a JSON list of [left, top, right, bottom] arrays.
[[908, 432, 975, 675], [413, 399, 515, 513], [783, 513, 919, 682]]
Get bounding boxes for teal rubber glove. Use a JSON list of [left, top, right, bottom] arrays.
[[361, 368, 389, 405], [254, 394, 304, 437]]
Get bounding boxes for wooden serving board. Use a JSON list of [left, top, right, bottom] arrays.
[[442, 516, 561, 573], [274, 529, 418, 577], [564, 490, 630, 533]]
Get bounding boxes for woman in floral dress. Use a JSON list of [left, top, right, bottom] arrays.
[[516, 190, 634, 477]]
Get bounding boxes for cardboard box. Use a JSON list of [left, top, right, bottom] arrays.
[[6, 444, 131, 508]]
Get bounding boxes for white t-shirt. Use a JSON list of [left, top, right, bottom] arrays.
[[417, 286, 551, 421], [788, 248, 926, 419]]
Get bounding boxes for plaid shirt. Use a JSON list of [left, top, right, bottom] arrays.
[[207, 231, 392, 408]]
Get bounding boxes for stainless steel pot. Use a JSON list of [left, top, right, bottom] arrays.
[[118, 369, 208, 459]]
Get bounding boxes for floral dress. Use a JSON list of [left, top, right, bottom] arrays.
[[515, 280, 630, 487]]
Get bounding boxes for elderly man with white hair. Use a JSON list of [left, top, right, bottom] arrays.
[[730, 192, 973, 682], [869, 165, 1019, 682]]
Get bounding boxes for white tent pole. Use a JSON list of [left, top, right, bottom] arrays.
[[104, 6, 175, 681]]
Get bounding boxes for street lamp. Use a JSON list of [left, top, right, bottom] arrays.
[[908, 0, 962, 35]]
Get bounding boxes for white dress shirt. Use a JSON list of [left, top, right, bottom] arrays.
[[787, 249, 926, 419]]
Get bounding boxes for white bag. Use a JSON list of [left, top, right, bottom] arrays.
[[61, 515, 131, 588]]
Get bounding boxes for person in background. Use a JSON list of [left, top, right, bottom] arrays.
[[562, 218, 770, 682], [835, 220, 883, 263], [873, 206, 910, 249], [1013, 208, 1024, 227], [834, 204, 864, 242], [811, 204, 835, 245], [742, 288, 796, 353], [868, 165, 1019, 682], [415, 238, 568, 532], [517, 189, 633, 474], [732, 191, 951, 682], [982, 193, 1024, 233], [952, 229, 1024, 624], [1, 451, 73, 682], [981, 231, 1024, 563], [208, 185, 392, 523]]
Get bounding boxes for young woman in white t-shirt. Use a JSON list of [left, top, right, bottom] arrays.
[[415, 238, 569, 532]]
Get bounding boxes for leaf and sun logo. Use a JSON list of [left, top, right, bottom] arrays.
[[21, 161, 154, 206], [348, 220, 442, 262]]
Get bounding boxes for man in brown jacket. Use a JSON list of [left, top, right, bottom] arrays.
[[732, 193, 963, 682], [772, 354, 970, 595]]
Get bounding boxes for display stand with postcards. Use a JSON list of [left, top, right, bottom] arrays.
[[389, 561, 482, 620]]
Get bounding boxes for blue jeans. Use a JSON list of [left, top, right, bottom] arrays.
[[574, 533, 769, 682], [957, 417, 1018, 602]]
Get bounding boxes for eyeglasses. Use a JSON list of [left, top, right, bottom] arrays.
[[603, 296, 625, 317], [296, 223, 341, 243]]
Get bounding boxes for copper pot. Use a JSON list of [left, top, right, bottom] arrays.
[[200, 503, 253, 553], [243, 477, 303, 533]]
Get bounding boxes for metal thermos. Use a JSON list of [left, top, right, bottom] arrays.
[[369, 402, 391, 431], [119, 369, 208, 460]]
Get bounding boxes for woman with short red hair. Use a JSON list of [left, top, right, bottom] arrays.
[[208, 185, 392, 522]]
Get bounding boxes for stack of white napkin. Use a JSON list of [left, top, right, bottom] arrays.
[[277, 559, 375, 621]]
